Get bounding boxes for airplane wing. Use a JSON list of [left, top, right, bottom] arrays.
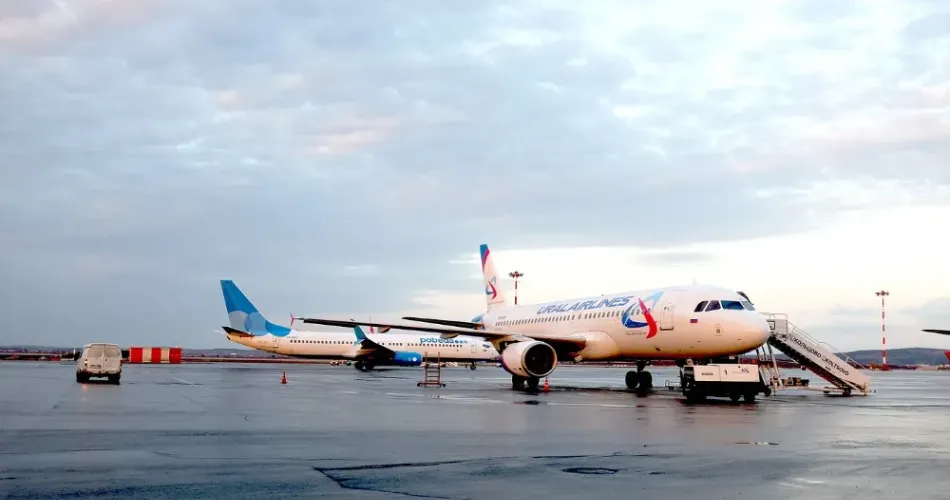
[[401, 316, 483, 329], [293, 316, 588, 350], [923, 329, 950, 335]]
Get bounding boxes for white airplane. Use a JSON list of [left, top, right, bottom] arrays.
[[219, 280, 499, 371], [294, 244, 773, 391]]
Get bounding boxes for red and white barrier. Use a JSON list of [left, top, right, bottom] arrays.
[[128, 346, 182, 364]]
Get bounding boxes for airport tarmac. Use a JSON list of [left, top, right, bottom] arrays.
[[1, 362, 949, 499]]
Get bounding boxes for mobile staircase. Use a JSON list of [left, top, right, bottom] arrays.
[[761, 313, 872, 396], [417, 353, 445, 388]]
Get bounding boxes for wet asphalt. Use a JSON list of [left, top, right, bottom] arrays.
[[1, 361, 948, 499]]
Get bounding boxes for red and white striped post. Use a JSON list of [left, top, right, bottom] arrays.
[[508, 270, 523, 306], [875, 290, 889, 370]]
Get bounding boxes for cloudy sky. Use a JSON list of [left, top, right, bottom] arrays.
[[1, 0, 948, 353]]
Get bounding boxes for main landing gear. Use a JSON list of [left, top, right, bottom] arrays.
[[511, 375, 541, 391], [353, 360, 376, 371], [625, 361, 653, 394], [470, 362, 477, 371]]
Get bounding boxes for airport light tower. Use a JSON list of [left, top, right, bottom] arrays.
[[875, 290, 889, 370], [508, 270, 524, 305]]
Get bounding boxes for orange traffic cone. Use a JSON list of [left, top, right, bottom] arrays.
[[543, 377, 549, 392], [281, 371, 287, 384]]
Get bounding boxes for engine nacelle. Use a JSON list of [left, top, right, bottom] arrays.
[[500, 341, 558, 379], [391, 351, 424, 367]]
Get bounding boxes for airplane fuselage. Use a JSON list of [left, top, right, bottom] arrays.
[[227, 330, 499, 363], [477, 284, 771, 361]]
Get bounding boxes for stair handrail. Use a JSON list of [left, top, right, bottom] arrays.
[[786, 322, 872, 372]]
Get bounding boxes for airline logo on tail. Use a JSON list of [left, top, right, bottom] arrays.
[[220, 280, 291, 337], [620, 291, 663, 338], [485, 276, 498, 299], [479, 244, 506, 310], [481, 245, 498, 299]]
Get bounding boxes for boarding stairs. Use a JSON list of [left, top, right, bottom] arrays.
[[417, 353, 445, 388], [761, 313, 872, 396]]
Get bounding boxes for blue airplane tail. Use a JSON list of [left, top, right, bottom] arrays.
[[220, 280, 291, 337]]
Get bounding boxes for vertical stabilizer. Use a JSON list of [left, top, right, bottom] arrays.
[[220, 280, 291, 337], [479, 244, 507, 311]]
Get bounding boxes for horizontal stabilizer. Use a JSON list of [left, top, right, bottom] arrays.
[[402, 316, 483, 329], [222, 326, 254, 338], [923, 329, 950, 335]]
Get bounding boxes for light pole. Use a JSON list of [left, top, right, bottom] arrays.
[[508, 271, 524, 305], [875, 290, 889, 370]]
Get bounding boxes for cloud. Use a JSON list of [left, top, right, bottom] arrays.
[[905, 298, 950, 329], [1, 0, 949, 347], [637, 251, 713, 267]]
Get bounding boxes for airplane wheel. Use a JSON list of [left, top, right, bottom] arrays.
[[512, 375, 526, 390], [470, 364, 476, 370], [525, 377, 540, 391], [637, 371, 653, 390], [625, 371, 639, 390]]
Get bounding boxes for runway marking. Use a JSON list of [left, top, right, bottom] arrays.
[[778, 481, 808, 489], [790, 477, 826, 484], [171, 377, 206, 390], [545, 402, 643, 408]]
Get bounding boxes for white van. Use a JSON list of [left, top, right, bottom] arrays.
[[76, 343, 123, 384]]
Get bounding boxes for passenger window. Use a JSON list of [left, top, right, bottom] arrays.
[[88, 346, 104, 357], [721, 300, 744, 310], [694, 301, 708, 312], [105, 346, 121, 358], [705, 301, 721, 311]]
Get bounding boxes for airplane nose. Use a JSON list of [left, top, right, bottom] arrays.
[[746, 315, 772, 346]]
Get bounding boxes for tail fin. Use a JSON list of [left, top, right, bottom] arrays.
[[479, 243, 507, 311], [220, 280, 291, 337]]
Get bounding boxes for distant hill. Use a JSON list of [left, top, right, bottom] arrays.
[[773, 348, 949, 366]]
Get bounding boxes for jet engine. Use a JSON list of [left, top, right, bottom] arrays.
[[500, 341, 558, 379], [391, 351, 424, 367]]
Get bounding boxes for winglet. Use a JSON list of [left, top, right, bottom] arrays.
[[353, 325, 368, 342]]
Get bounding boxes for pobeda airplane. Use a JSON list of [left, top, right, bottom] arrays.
[[294, 244, 773, 391], [220, 280, 499, 370]]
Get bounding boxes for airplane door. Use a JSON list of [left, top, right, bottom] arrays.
[[471, 341, 477, 355], [658, 291, 684, 331], [265, 336, 280, 352]]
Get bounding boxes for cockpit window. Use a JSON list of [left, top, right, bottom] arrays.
[[694, 301, 708, 312], [704, 300, 721, 311], [740, 300, 756, 311], [721, 300, 744, 310]]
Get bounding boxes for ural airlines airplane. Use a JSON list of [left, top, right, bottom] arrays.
[[220, 280, 499, 370], [294, 244, 772, 391]]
